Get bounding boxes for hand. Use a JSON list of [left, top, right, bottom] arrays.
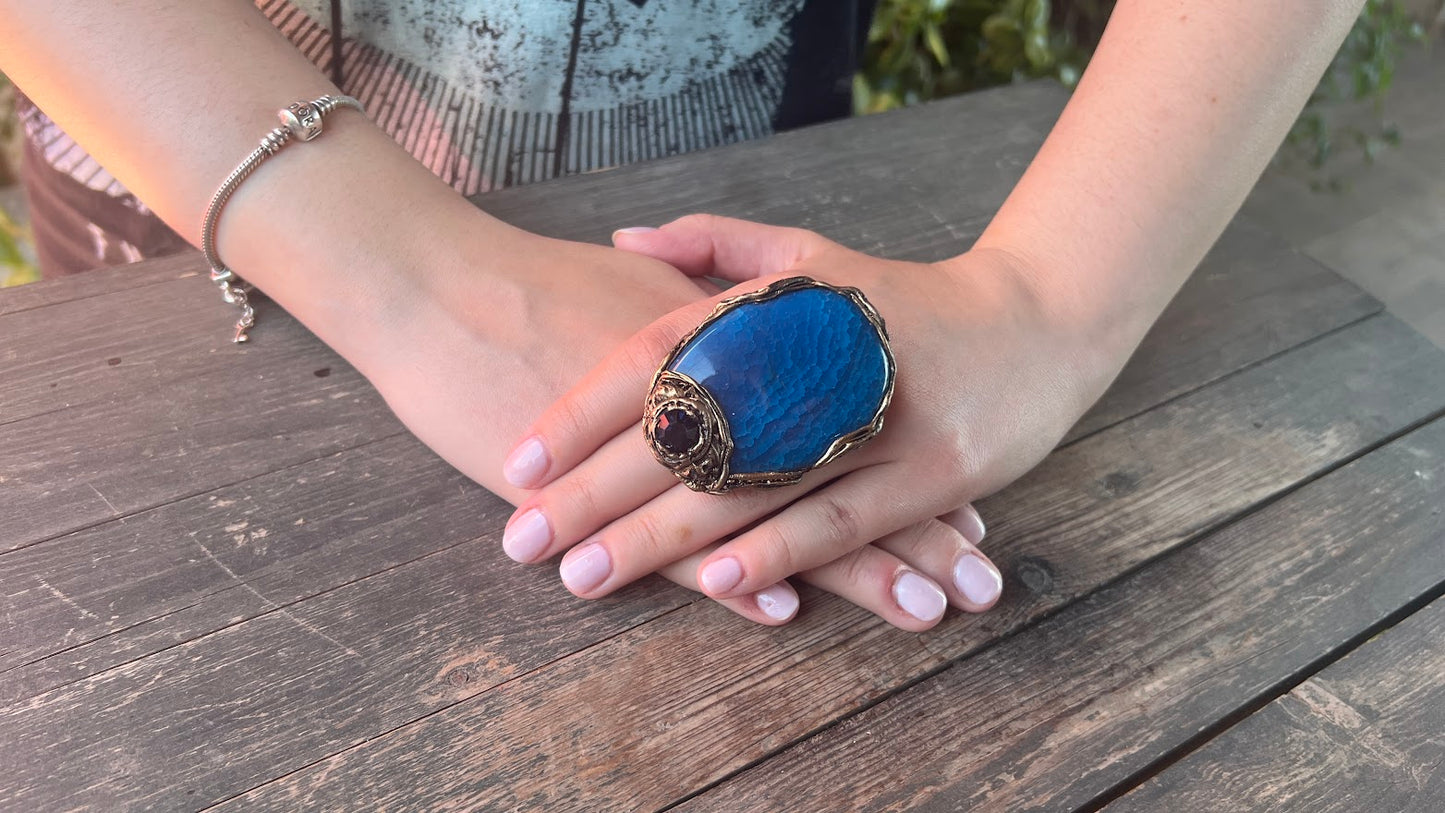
[[504, 215, 1111, 627], [341, 219, 998, 628]]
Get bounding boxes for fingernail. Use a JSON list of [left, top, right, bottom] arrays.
[[613, 226, 658, 236], [755, 583, 798, 621], [502, 508, 551, 563], [503, 436, 549, 488], [958, 506, 987, 545], [560, 542, 611, 594], [700, 557, 743, 595], [953, 553, 1003, 606], [893, 570, 947, 622]]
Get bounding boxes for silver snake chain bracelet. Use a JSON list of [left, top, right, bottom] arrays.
[[201, 94, 365, 343]]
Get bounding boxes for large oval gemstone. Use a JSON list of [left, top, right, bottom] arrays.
[[667, 282, 892, 477]]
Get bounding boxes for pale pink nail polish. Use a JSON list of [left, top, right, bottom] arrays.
[[503, 436, 549, 488], [700, 557, 743, 594], [613, 226, 659, 236], [560, 542, 611, 594], [502, 508, 551, 563], [755, 584, 798, 621], [958, 506, 987, 545], [893, 571, 947, 622], [953, 554, 1003, 606]]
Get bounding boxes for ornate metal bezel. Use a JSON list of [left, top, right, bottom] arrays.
[[643, 275, 897, 494]]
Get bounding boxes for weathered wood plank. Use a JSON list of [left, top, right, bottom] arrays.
[[1108, 596, 1445, 813], [0, 442, 692, 806], [0, 252, 199, 317], [0, 434, 512, 702], [0, 312, 1423, 811], [467, 82, 1073, 252], [677, 422, 1445, 813], [0, 272, 336, 426], [0, 330, 399, 554], [1064, 221, 1377, 441]]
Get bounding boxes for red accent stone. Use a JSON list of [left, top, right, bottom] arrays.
[[657, 408, 701, 454]]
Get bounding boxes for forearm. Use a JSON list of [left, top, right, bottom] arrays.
[[0, 1, 525, 353], [966, 0, 1363, 375]]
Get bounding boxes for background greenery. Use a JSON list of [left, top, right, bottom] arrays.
[[855, 0, 1428, 183], [0, 1, 1433, 286]]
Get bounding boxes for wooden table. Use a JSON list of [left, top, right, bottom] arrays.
[[3, 82, 1444, 811]]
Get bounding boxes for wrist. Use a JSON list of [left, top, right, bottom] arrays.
[[213, 111, 529, 363], [936, 243, 1141, 409]]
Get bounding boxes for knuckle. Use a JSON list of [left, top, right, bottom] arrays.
[[673, 212, 720, 232], [554, 470, 604, 528], [835, 548, 880, 591], [786, 225, 828, 253], [751, 527, 800, 579], [896, 519, 947, 560], [814, 495, 863, 548], [936, 431, 984, 491], [544, 391, 592, 443], [622, 510, 673, 561], [919, 520, 966, 562], [626, 324, 684, 378]]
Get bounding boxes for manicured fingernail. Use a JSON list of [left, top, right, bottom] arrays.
[[503, 436, 549, 488], [560, 542, 611, 594], [503, 508, 551, 563], [953, 553, 1003, 606], [700, 557, 743, 595], [613, 226, 658, 236], [755, 583, 798, 621], [958, 506, 987, 545], [893, 570, 947, 622]]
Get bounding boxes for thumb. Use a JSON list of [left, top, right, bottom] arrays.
[[612, 214, 828, 282]]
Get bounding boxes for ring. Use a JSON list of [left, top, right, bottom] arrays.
[[643, 276, 896, 494]]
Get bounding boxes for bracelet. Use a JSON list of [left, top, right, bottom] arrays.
[[201, 94, 365, 343]]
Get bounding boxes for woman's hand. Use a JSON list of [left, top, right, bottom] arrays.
[[341, 216, 999, 629], [505, 215, 1124, 625]]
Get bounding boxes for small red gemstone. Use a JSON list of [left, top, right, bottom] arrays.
[[657, 408, 701, 454]]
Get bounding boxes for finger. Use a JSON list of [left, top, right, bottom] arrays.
[[501, 296, 719, 490], [657, 545, 799, 626], [696, 463, 947, 599], [501, 425, 676, 564], [876, 515, 1003, 613], [612, 213, 830, 282], [939, 503, 987, 546], [552, 462, 856, 598], [798, 544, 949, 632]]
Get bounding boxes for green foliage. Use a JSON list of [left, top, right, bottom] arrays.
[[858, 0, 1427, 183], [0, 70, 36, 286], [855, 0, 1093, 114], [1282, 0, 1426, 188], [0, 206, 38, 287]]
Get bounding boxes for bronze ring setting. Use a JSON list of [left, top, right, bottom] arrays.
[[643, 276, 896, 494]]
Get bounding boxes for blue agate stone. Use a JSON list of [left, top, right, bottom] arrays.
[[667, 282, 892, 477]]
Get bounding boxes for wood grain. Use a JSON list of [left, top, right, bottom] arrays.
[[0, 325, 398, 554], [1063, 221, 1377, 442], [679, 419, 1445, 813], [1108, 596, 1445, 813], [128, 314, 1439, 812], [0, 252, 200, 317]]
